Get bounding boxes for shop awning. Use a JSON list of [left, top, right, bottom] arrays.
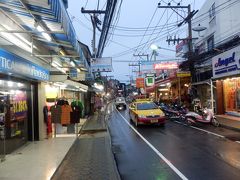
[[0, 0, 91, 77], [50, 75, 88, 91], [145, 85, 155, 93]]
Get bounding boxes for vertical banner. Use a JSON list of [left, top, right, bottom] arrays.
[[136, 78, 145, 88]]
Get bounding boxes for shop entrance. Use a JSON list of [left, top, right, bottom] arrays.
[[0, 80, 29, 154], [223, 77, 240, 116]]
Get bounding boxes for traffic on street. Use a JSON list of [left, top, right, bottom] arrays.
[[109, 102, 240, 180]]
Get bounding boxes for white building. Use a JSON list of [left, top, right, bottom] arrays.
[[191, 0, 240, 118]]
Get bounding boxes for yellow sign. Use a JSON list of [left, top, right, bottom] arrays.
[[177, 71, 191, 77]]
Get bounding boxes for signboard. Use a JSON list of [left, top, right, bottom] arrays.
[[91, 57, 113, 72], [154, 62, 178, 70], [69, 68, 85, 81], [212, 46, 240, 79], [177, 71, 191, 77], [176, 40, 189, 57], [136, 78, 145, 88], [145, 74, 155, 87], [0, 49, 49, 81]]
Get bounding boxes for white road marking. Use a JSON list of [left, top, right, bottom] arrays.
[[174, 121, 225, 138], [116, 110, 188, 180]]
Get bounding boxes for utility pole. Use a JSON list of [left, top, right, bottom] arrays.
[[129, 63, 141, 77], [133, 53, 149, 61], [157, 3, 198, 80], [81, 8, 106, 58]]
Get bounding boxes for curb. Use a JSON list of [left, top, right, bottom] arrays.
[[219, 123, 240, 132], [105, 102, 122, 180]]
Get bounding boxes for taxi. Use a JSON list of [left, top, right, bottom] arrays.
[[129, 99, 166, 126]]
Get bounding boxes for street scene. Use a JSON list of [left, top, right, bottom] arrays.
[[0, 0, 240, 180]]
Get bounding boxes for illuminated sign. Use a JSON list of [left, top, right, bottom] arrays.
[[136, 78, 145, 88], [0, 49, 49, 81], [153, 62, 178, 70], [212, 46, 240, 78], [177, 71, 191, 77]]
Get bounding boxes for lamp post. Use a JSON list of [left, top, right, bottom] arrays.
[[150, 44, 158, 61]]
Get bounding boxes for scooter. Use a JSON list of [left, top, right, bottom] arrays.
[[185, 108, 219, 127]]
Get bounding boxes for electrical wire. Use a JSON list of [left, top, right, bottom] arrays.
[[111, 25, 181, 58], [134, 7, 159, 54]]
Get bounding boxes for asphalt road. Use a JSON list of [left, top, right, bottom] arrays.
[[108, 106, 240, 180]]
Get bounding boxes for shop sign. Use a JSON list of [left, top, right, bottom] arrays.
[[145, 76, 155, 87], [176, 40, 189, 57], [136, 78, 145, 88], [91, 57, 113, 72], [212, 46, 240, 78], [153, 62, 178, 70], [0, 49, 49, 81], [177, 71, 191, 77]]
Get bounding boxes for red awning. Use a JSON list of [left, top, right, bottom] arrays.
[[145, 85, 155, 93]]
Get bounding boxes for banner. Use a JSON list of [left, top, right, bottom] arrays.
[[91, 57, 113, 72], [136, 78, 145, 88]]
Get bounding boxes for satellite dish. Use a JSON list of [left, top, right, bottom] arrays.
[[192, 24, 207, 32]]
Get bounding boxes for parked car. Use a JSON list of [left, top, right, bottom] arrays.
[[129, 100, 166, 126], [115, 97, 127, 110]]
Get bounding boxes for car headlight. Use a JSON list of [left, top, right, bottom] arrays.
[[138, 115, 146, 118]]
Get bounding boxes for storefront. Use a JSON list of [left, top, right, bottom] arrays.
[[42, 76, 88, 138], [213, 45, 240, 117], [0, 49, 49, 154]]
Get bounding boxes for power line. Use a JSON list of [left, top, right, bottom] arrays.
[[138, 8, 167, 53], [134, 7, 158, 54]]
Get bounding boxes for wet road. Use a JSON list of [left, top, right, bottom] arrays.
[[108, 106, 240, 180]]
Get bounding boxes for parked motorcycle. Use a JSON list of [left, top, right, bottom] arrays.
[[185, 108, 219, 127]]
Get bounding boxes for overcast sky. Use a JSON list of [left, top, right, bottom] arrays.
[[68, 0, 206, 83]]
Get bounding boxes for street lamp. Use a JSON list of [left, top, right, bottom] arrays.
[[150, 44, 158, 61], [150, 44, 176, 61]]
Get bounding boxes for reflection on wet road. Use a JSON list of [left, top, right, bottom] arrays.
[[108, 106, 240, 180]]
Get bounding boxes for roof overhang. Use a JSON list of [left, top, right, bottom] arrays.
[[50, 75, 88, 91]]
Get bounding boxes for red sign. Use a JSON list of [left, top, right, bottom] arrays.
[[136, 78, 145, 88], [153, 63, 178, 70]]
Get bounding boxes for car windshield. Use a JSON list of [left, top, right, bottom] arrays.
[[136, 102, 158, 110]]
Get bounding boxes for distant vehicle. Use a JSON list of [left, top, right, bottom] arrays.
[[129, 100, 166, 127], [115, 97, 127, 110]]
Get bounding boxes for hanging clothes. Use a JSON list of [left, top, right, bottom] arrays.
[[70, 106, 81, 124], [50, 105, 62, 124], [61, 104, 72, 125], [71, 100, 83, 117]]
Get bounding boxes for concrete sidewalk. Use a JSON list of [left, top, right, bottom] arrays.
[[51, 104, 120, 180], [216, 115, 240, 131], [0, 137, 76, 180], [0, 106, 120, 180]]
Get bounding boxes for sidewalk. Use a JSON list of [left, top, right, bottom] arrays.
[[51, 105, 120, 180], [0, 105, 120, 180], [216, 115, 240, 131], [0, 137, 76, 180]]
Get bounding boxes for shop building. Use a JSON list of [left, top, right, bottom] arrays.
[[212, 45, 240, 117], [0, 0, 92, 155], [178, 0, 240, 110], [0, 48, 49, 154]]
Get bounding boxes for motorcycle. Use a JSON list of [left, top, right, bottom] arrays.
[[185, 108, 219, 127]]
